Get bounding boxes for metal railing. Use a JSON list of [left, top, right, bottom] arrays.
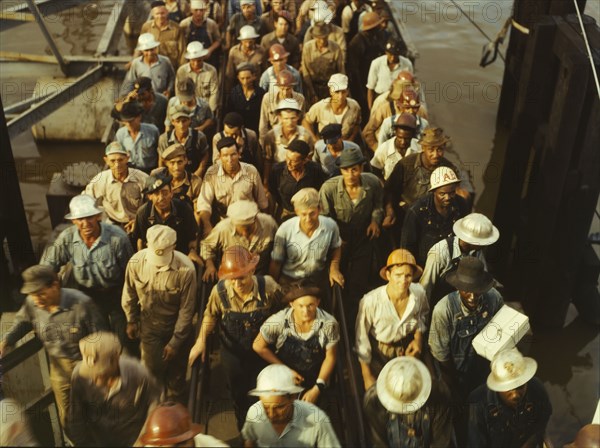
[[331, 283, 367, 447]]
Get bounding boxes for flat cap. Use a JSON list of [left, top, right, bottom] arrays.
[[227, 200, 259, 225], [20, 265, 58, 294], [162, 143, 186, 160]]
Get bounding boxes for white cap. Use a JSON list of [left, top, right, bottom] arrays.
[[240, 0, 255, 5], [275, 97, 301, 112], [146, 225, 177, 267], [429, 166, 460, 191], [136, 33, 160, 51], [248, 364, 304, 396], [453, 213, 499, 246], [239, 25, 260, 40], [376, 357, 432, 414], [190, 0, 207, 9], [65, 195, 103, 220], [227, 200, 259, 225], [312, 1, 333, 24], [487, 348, 537, 392], [328, 73, 348, 92], [185, 41, 209, 60]]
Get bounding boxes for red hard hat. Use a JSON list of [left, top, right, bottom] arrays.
[[276, 69, 297, 86], [218, 245, 259, 280], [269, 43, 290, 62], [138, 402, 202, 446]]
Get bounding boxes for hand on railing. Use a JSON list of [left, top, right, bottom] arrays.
[[188, 339, 206, 366], [329, 266, 345, 288]]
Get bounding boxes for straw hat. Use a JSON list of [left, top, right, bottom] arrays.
[[487, 348, 537, 392], [376, 357, 432, 414]]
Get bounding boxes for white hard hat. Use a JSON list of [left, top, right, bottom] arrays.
[[275, 97, 301, 112], [65, 195, 103, 220], [376, 357, 432, 414], [453, 213, 500, 246], [185, 41, 209, 60], [136, 33, 160, 51], [248, 364, 304, 396], [487, 348, 537, 392], [429, 166, 460, 191], [238, 25, 260, 40]]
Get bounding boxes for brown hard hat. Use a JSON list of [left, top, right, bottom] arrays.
[[269, 43, 290, 62], [393, 112, 417, 130], [276, 69, 297, 86], [361, 11, 384, 31], [400, 87, 420, 107], [138, 401, 202, 446], [218, 245, 259, 280]]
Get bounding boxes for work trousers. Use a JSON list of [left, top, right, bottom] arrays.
[[49, 356, 78, 426]]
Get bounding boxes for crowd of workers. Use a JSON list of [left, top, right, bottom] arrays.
[[3, 0, 597, 447]]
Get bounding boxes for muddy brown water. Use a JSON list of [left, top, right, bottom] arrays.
[[1, 0, 598, 446]]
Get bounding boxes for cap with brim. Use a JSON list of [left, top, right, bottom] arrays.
[[146, 225, 177, 267], [445, 256, 494, 294], [78, 332, 121, 379], [240, 0, 254, 5], [275, 98, 301, 112], [486, 349, 538, 392], [105, 142, 128, 156], [162, 143, 186, 161], [20, 265, 58, 294], [320, 123, 342, 144], [335, 146, 365, 169], [227, 200, 259, 226], [134, 76, 153, 94], [236, 61, 256, 74], [176, 79, 195, 103], [119, 101, 143, 122], [377, 357, 432, 414], [379, 248, 423, 281], [144, 173, 173, 194], [282, 284, 321, 303], [65, 194, 103, 220], [453, 213, 499, 246], [169, 104, 192, 120], [190, 0, 207, 9], [327, 73, 348, 92]]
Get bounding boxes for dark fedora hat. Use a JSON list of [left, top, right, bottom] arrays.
[[446, 256, 494, 294], [335, 146, 365, 169]]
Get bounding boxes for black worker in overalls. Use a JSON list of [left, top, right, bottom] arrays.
[[364, 357, 453, 448], [420, 213, 499, 309], [253, 281, 339, 404], [468, 348, 552, 448], [428, 256, 504, 444], [188, 245, 282, 429]]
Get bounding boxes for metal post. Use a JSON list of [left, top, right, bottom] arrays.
[[0, 96, 36, 279], [25, 0, 68, 75]]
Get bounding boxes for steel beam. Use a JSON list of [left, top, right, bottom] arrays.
[[3, 91, 53, 115], [7, 64, 104, 139], [95, 0, 129, 57], [25, 0, 68, 75]]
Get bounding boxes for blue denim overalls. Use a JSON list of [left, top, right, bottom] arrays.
[[387, 408, 432, 448]]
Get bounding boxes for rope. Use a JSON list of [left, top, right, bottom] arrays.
[[572, 0, 600, 99], [447, 0, 505, 62]]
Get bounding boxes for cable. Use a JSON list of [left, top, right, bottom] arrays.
[[447, 0, 505, 62], [572, 0, 600, 100]]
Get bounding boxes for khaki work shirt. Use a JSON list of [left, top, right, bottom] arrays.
[[301, 40, 344, 84], [141, 20, 187, 68], [195, 162, 268, 217], [304, 97, 361, 139], [203, 275, 282, 323], [262, 124, 314, 162], [176, 62, 219, 112], [84, 168, 148, 224], [122, 250, 197, 350], [200, 213, 278, 269]]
